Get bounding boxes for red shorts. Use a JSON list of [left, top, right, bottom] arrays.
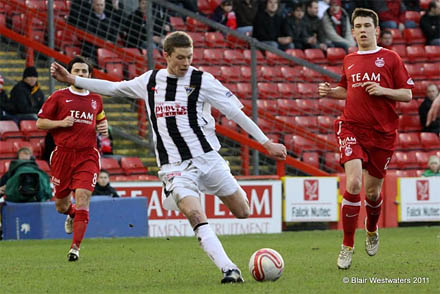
[[334, 119, 396, 179], [50, 146, 101, 199]]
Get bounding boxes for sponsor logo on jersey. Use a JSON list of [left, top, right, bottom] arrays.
[[339, 136, 356, 148], [155, 102, 188, 118], [69, 110, 94, 124], [184, 86, 195, 96], [66, 99, 73, 103], [91, 99, 97, 110], [375, 57, 385, 67]]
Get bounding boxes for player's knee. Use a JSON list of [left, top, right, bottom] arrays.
[[365, 190, 380, 201], [346, 177, 362, 194], [55, 202, 69, 214]]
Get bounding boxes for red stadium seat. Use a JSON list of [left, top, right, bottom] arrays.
[[348, 46, 358, 54], [13, 140, 40, 157], [286, 49, 306, 60], [296, 99, 319, 115], [36, 160, 50, 174], [0, 121, 24, 141], [260, 66, 283, 81], [203, 49, 225, 64], [397, 132, 421, 149], [423, 63, 440, 80], [54, 1, 69, 18], [257, 118, 273, 133], [323, 65, 342, 82], [243, 49, 265, 64], [186, 17, 209, 32], [414, 151, 430, 169], [101, 157, 124, 175], [97, 48, 122, 69], [405, 63, 425, 80], [403, 28, 426, 45], [198, 65, 222, 79], [64, 46, 82, 58], [326, 47, 346, 64], [304, 49, 327, 64], [389, 151, 408, 169], [257, 99, 278, 115], [388, 28, 404, 44], [187, 32, 205, 47], [223, 49, 246, 65], [398, 115, 421, 132], [277, 99, 299, 115], [205, 32, 227, 48], [225, 34, 249, 48], [302, 66, 325, 82], [420, 132, 440, 149], [170, 17, 186, 31], [0, 141, 16, 159], [26, 0, 47, 10], [106, 63, 124, 80], [266, 51, 289, 65], [258, 83, 278, 99], [317, 116, 334, 133], [424, 46, 440, 62], [397, 99, 420, 114], [295, 116, 319, 132], [405, 151, 419, 168], [120, 157, 148, 175], [192, 48, 204, 65], [280, 66, 303, 81], [236, 82, 252, 98], [302, 151, 320, 168], [324, 152, 343, 172], [297, 83, 317, 98], [223, 83, 237, 94], [277, 83, 298, 99], [19, 120, 47, 139], [405, 11, 421, 24], [390, 44, 407, 61], [198, 0, 213, 15], [412, 80, 431, 97], [284, 135, 318, 154], [406, 45, 427, 63], [220, 66, 241, 82], [318, 98, 344, 115]]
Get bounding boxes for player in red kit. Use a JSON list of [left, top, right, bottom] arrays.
[[36, 56, 108, 261], [318, 8, 414, 269]]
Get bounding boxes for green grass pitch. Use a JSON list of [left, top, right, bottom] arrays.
[[0, 226, 438, 294]]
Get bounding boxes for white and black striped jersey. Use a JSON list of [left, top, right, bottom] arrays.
[[79, 66, 244, 166]]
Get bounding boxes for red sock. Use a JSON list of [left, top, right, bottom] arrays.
[[65, 203, 76, 218], [341, 191, 361, 248], [365, 195, 382, 232], [71, 209, 89, 249]]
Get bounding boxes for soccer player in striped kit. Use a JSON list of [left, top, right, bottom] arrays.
[[50, 31, 286, 283], [37, 56, 108, 261], [319, 8, 414, 269]]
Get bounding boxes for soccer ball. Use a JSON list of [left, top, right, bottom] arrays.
[[249, 248, 284, 282]]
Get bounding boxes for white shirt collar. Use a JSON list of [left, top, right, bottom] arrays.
[[356, 46, 382, 55], [69, 86, 90, 96]]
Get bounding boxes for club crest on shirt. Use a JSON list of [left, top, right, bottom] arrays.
[[375, 57, 385, 67], [184, 86, 195, 96], [344, 145, 353, 156], [407, 78, 415, 85], [91, 99, 97, 110]]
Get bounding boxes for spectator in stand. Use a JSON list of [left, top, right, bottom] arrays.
[[372, 0, 417, 31], [92, 170, 120, 197], [2, 67, 45, 124], [126, 0, 172, 50], [281, 3, 309, 50], [210, 0, 237, 30], [321, 0, 355, 52], [105, 0, 126, 40], [68, 0, 92, 28], [419, 83, 440, 134], [420, 1, 440, 46], [81, 0, 118, 65], [303, 0, 330, 50], [378, 29, 393, 49], [0, 147, 34, 196], [0, 74, 10, 121], [168, 0, 198, 14], [422, 155, 440, 176], [252, 0, 286, 49], [233, 0, 258, 35]]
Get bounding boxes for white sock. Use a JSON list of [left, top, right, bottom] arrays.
[[195, 223, 237, 272]]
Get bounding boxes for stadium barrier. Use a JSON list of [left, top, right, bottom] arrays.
[[1, 197, 148, 240]]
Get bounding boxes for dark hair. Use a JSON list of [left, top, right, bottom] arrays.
[[428, 0, 438, 11], [351, 8, 379, 28], [306, 0, 318, 9], [163, 31, 193, 55], [99, 169, 110, 176], [380, 29, 392, 38], [67, 56, 93, 74]]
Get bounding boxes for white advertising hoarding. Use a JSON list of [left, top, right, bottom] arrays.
[[284, 177, 338, 222], [113, 180, 282, 237], [399, 178, 440, 222]]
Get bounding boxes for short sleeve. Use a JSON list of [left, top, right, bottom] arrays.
[[338, 62, 347, 89], [200, 72, 243, 119], [37, 93, 58, 119], [392, 53, 414, 89]]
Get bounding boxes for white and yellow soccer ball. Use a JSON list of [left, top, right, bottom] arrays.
[[249, 248, 284, 282]]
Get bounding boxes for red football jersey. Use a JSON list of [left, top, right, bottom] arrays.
[[338, 47, 414, 133], [38, 87, 106, 149]]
